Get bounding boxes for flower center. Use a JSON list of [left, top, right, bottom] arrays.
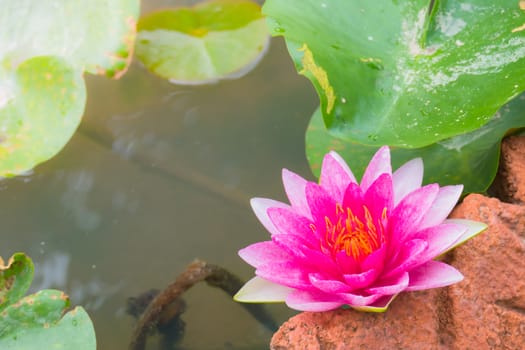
[[317, 203, 387, 261]]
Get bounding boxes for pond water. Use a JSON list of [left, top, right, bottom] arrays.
[[0, 8, 320, 350]]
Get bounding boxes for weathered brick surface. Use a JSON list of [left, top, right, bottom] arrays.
[[490, 136, 525, 203]]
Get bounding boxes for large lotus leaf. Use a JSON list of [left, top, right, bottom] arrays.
[[0, 0, 139, 78], [0, 56, 86, 176], [0, 292, 95, 350], [306, 92, 525, 194], [136, 0, 270, 84], [264, 0, 525, 148], [0, 253, 33, 312]]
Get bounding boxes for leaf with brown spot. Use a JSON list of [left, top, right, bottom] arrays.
[[0, 0, 140, 78], [0, 253, 33, 312], [0, 56, 85, 176], [0, 0, 139, 176], [0, 253, 96, 350]]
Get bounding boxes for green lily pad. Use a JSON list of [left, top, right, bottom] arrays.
[[136, 0, 270, 84], [264, 0, 525, 148], [0, 253, 33, 311], [0, 0, 140, 78], [0, 0, 139, 176], [306, 92, 525, 193], [0, 254, 96, 350], [0, 56, 86, 176]]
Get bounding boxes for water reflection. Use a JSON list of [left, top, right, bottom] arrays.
[[70, 278, 123, 311], [31, 251, 122, 312], [59, 171, 101, 231], [1, 31, 317, 350], [31, 251, 70, 291], [112, 190, 140, 213]]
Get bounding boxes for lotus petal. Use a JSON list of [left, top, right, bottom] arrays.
[[320, 151, 357, 202], [239, 241, 291, 268], [392, 157, 423, 206], [285, 289, 345, 312], [282, 169, 311, 218], [360, 146, 392, 192], [250, 197, 289, 236], [406, 260, 464, 291], [234, 276, 293, 303], [419, 185, 463, 229]]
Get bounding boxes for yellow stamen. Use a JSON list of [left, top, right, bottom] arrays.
[[321, 203, 386, 261]]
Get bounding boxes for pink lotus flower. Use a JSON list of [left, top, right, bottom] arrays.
[[234, 147, 486, 312]]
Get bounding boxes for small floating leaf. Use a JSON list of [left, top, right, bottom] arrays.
[[0, 56, 86, 176], [0, 0, 140, 78], [0, 253, 33, 312], [0, 254, 96, 350], [0, 295, 96, 350], [0, 289, 70, 336], [0, 0, 139, 176], [136, 0, 270, 85]]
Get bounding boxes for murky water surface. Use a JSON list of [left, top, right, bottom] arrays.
[[0, 2, 319, 348]]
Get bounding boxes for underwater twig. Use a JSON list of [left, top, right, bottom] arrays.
[[127, 288, 187, 348], [204, 263, 278, 332], [128, 259, 277, 350]]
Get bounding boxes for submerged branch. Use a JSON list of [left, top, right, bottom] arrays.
[[78, 124, 250, 209], [128, 259, 277, 350]]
